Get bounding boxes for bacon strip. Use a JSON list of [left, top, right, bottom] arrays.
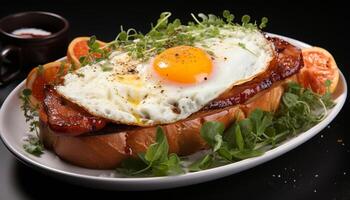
[[205, 37, 303, 109], [43, 86, 106, 135]]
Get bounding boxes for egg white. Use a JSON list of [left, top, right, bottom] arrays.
[[56, 28, 274, 126]]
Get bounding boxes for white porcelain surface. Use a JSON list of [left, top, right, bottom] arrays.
[[0, 34, 347, 191]]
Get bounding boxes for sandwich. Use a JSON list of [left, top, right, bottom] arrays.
[[21, 11, 339, 174]]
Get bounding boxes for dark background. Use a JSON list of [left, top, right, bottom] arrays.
[[0, 0, 349, 199]]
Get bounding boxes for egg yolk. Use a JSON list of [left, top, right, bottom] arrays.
[[153, 46, 213, 84]]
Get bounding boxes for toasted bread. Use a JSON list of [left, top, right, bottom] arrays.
[[39, 83, 285, 169]]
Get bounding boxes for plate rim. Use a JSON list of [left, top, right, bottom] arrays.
[[0, 33, 348, 190]]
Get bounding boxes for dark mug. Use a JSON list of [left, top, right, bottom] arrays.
[[0, 11, 69, 85]]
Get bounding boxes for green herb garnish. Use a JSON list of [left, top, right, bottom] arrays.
[[321, 79, 336, 108], [57, 62, 65, 78], [19, 89, 43, 156], [188, 122, 225, 172], [223, 10, 235, 24], [68, 62, 77, 74], [54, 61, 66, 84], [259, 17, 268, 29], [101, 63, 113, 72], [118, 127, 183, 176], [23, 135, 44, 156], [81, 11, 268, 66], [118, 81, 335, 175], [238, 42, 257, 56], [189, 81, 335, 170], [37, 65, 44, 75], [188, 154, 214, 172], [79, 35, 110, 66], [76, 72, 85, 77]]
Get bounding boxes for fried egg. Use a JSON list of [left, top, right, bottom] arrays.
[[56, 28, 274, 126]]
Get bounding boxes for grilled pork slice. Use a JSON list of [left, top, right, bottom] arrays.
[[206, 37, 303, 109], [39, 37, 302, 169], [42, 87, 106, 135]]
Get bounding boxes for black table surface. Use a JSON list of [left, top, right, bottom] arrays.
[[1, 1, 349, 199]]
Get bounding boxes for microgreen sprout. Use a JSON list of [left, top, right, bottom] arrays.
[[81, 11, 269, 66]]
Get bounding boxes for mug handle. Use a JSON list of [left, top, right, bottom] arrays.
[[0, 45, 22, 86]]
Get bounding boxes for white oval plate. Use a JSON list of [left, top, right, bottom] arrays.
[[0, 34, 347, 191]]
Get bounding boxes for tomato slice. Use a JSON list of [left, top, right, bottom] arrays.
[[298, 47, 339, 94], [67, 37, 107, 67], [26, 62, 69, 105]]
